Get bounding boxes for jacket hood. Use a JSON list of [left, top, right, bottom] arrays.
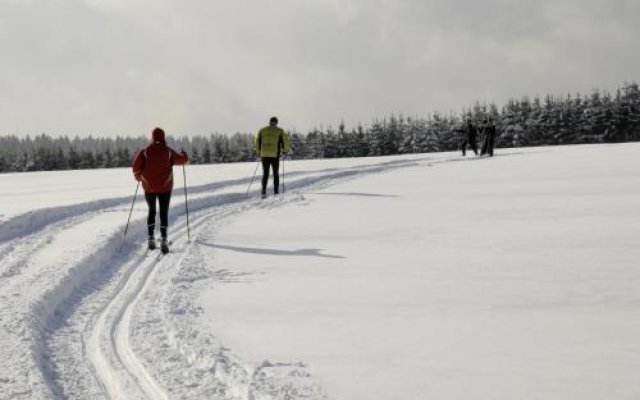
[[152, 127, 165, 143]]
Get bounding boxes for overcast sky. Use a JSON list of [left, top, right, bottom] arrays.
[[0, 0, 638, 137]]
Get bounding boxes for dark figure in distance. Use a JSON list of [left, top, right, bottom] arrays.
[[480, 118, 497, 157], [461, 118, 479, 156], [254, 116, 290, 199], [132, 127, 189, 253]]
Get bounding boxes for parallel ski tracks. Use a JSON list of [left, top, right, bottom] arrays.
[[0, 154, 460, 400], [86, 185, 302, 399], [82, 159, 433, 400]]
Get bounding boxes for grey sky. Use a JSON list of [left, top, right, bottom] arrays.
[[0, 0, 638, 137]]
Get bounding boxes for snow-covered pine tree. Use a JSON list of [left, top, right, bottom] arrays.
[[323, 127, 338, 158], [398, 116, 414, 154], [190, 148, 201, 164], [384, 115, 401, 155], [428, 113, 446, 152], [306, 129, 325, 159], [355, 124, 369, 157], [368, 120, 385, 156], [409, 118, 427, 153], [289, 132, 307, 159], [623, 82, 640, 140], [202, 143, 212, 164]]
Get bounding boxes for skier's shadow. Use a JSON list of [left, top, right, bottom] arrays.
[[198, 241, 345, 259]]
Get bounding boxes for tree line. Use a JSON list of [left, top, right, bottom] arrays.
[[1, 82, 639, 173]]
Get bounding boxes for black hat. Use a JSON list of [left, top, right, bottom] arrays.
[[270, 116, 278, 125]]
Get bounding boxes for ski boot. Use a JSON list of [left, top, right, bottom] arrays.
[[160, 238, 170, 254], [148, 236, 157, 250], [261, 192, 267, 199]]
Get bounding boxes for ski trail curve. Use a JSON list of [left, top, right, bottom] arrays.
[[40, 153, 476, 400], [85, 191, 249, 399], [114, 252, 170, 400], [87, 253, 161, 400], [83, 157, 439, 399]]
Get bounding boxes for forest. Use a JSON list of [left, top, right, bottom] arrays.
[[1, 82, 638, 173]]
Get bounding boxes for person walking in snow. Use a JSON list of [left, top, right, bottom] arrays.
[[461, 118, 479, 156], [132, 127, 189, 253], [254, 116, 290, 199], [480, 118, 497, 157]]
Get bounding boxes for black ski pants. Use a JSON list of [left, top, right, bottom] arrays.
[[145, 191, 171, 238], [481, 134, 495, 156], [461, 137, 478, 156], [261, 157, 280, 195]]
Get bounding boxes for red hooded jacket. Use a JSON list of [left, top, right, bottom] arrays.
[[132, 128, 189, 193]]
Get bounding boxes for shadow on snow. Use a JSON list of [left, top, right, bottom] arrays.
[[198, 241, 346, 259]]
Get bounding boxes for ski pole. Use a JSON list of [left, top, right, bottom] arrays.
[[246, 160, 260, 196], [282, 155, 285, 194], [123, 181, 140, 239], [182, 157, 191, 243]]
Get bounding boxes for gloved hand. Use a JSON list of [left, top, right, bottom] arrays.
[[180, 149, 189, 164]]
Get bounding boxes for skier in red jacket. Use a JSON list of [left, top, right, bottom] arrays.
[[132, 127, 189, 253]]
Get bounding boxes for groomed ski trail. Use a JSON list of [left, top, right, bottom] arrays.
[[81, 155, 469, 400], [0, 164, 354, 399], [88, 249, 172, 400], [0, 153, 481, 400]]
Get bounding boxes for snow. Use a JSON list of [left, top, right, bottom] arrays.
[[198, 144, 640, 399], [0, 143, 639, 399]]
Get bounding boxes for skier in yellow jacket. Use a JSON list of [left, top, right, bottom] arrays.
[[255, 116, 290, 198]]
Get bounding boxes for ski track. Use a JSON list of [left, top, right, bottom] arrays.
[[0, 154, 487, 400]]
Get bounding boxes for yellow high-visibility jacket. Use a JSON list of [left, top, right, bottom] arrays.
[[254, 126, 290, 158]]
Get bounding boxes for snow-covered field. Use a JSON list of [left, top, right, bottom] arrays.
[[1, 144, 639, 399]]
